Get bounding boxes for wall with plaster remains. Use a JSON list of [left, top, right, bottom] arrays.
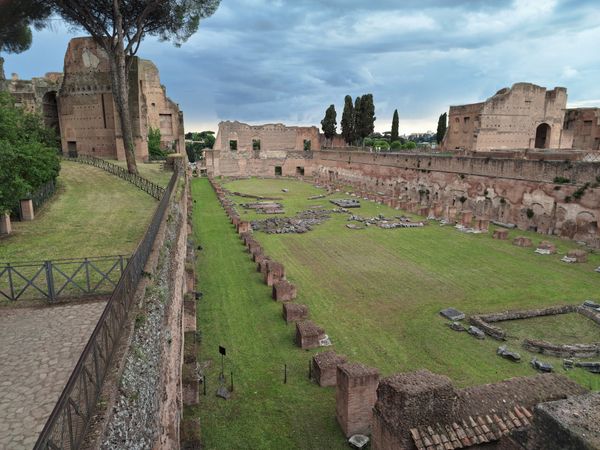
[[443, 83, 571, 151]]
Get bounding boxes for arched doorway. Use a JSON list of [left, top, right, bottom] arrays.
[[534, 123, 551, 149], [42, 91, 60, 136]]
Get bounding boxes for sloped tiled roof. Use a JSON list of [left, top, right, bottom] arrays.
[[410, 405, 532, 449]]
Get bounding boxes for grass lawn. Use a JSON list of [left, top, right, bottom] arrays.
[[191, 176, 600, 449], [108, 159, 173, 187], [0, 161, 157, 263]]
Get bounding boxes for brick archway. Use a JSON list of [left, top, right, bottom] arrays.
[[534, 123, 551, 148]]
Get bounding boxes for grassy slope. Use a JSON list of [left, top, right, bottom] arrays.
[[190, 178, 348, 450], [0, 161, 157, 262], [108, 159, 173, 187], [191, 177, 600, 449]]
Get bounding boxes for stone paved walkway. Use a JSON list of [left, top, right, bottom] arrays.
[[0, 300, 106, 449]]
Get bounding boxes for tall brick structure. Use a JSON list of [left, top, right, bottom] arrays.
[[58, 37, 184, 160], [0, 38, 185, 161], [564, 108, 600, 151], [335, 363, 380, 438], [442, 83, 571, 151]]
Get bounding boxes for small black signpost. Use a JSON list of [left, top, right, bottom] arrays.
[[216, 345, 231, 400], [219, 345, 226, 382]]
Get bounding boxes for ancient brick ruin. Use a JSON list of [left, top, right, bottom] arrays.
[[312, 351, 348, 387], [0, 38, 185, 161], [336, 363, 380, 438], [370, 369, 588, 450]]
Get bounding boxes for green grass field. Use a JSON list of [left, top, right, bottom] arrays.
[[108, 159, 173, 187], [0, 161, 157, 263], [191, 176, 600, 449]]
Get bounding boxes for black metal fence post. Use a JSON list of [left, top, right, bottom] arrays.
[[45, 260, 55, 302]]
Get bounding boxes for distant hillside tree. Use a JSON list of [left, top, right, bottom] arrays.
[[391, 109, 399, 142], [341, 95, 355, 145], [320, 104, 337, 145], [436, 112, 447, 144], [42, 0, 221, 174]]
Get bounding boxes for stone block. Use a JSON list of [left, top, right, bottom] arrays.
[[250, 245, 263, 262], [513, 236, 533, 247], [247, 241, 261, 256], [336, 363, 380, 438], [295, 320, 325, 349], [237, 221, 252, 234], [567, 249, 587, 263], [265, 261, 285, 286], [0, 213, 11, 235], [256, 254, 270, 273], [493, 229, 509, 240], [282, 303, 308, 323], [474, 218, 489, 232], [460, 210, 473, 227], [312, 351, 348, 387], [20, 199, 34, 221], [272, 280, 297, 301], [537, 240, 557, 254], [418, 207, 429, 217]]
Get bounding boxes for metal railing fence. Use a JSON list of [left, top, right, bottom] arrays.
[[0, 256, 126, 302], [64, 154, 165, 200], [34, 170, 178, 450]]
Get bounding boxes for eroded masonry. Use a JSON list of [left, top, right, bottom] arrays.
[[205, 88, 600, 247], [0, 37, 184, 161]]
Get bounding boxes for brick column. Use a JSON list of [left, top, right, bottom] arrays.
[[336, 363, 380, 437], [237, 221, 251, 234], [20, 199, 34, 221], [0, 213, 11, 235]]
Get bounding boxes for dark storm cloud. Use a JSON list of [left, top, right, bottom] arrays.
[[4, 0, 600, 132]]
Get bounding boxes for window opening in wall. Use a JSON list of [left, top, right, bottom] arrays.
[[275, 166, 282, 176], [252, 139, 261, 151], [303, 139, 311, 151], [229, 140, 238, 151], [296, 166, 304, 176]]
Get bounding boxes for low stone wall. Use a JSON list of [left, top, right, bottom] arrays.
[[522, 339, 600, 358], [470, 304, 579, 340], [101, 172, 187, 449]]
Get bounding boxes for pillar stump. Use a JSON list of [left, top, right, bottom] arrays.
[[20, 199, 34, 221], [0, 213, 11, 235], [282, 303, 308, 323], [237, 221, 252, 234], [265, 261, 285, 286], [295, 320, 325, 349], [272, 280, 297, 301], [336, 363, 380, 438], [312, 351, 348, 387], [493, 229, 508, 240]]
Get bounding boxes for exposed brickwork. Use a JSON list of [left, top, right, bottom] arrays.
[[272, 280, 297, 301], [264, 261, 285, 286], [312, 351, 348, 387], [295, 320, 325, 349], [282, 303, 308, 323], [336, 363, 380, 438]]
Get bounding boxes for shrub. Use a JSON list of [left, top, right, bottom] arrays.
[[573, 182, 590, 200], [553, 176, 570, 184], [148, 127, 166, 160], [390, 140, 402, 150]]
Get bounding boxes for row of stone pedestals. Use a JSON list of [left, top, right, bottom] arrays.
[[208, 177, 327, 352], [492, 230, 588, 262], [0, 199, 35, 235]]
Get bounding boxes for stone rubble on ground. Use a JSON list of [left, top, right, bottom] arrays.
[[497, 345, 521, 362], [468, 326, 485, 339], [531, 358, 553, 373], [440, 307, 465, 321]]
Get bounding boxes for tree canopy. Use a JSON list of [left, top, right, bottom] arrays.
[[0, 92, 60, 214], [320, 104, 337, 142], [0, 0, 51, 54]]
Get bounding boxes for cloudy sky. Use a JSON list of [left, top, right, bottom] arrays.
[[3, 0, 600, 134]]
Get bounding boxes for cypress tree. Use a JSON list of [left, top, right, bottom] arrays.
[[353, 96, 362, 144], [341, 95, 355, 145], [391, 109, 399, 142], [436, 112, 447, 144], [320, 104, 337, 145], [357, 94, 375, 143]]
